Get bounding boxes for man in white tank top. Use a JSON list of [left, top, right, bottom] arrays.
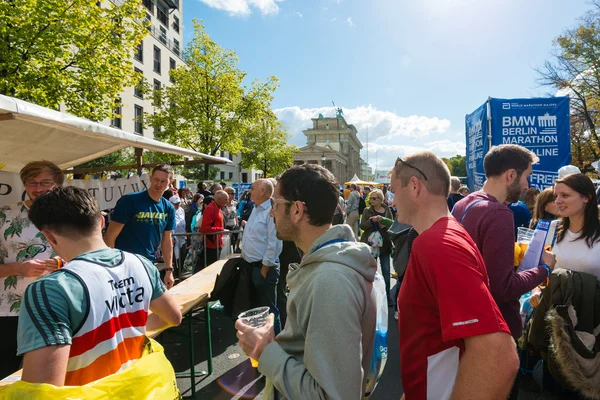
[[16, 187, 182, 386]]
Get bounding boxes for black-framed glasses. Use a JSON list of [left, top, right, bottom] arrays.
[[395, 157, 428, 181]]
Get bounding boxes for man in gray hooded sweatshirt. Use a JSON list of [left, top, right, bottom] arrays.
[[236, 164, 377, 400]]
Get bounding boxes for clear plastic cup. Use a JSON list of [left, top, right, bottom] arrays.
[[517, 227, 535, 255], [238, 306, 270, 367]]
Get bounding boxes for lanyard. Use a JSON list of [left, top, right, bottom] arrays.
[[311, 238, 347, 255]]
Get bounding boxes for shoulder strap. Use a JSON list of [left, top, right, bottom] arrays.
[[454, 199, 488, 224]]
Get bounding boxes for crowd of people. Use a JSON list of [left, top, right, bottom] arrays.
[[2, 142, 600, 399]]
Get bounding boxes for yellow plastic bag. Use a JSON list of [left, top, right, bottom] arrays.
[[0, 337, 180, 400]]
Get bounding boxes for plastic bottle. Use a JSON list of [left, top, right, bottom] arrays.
[[364, 272, 388, 398]]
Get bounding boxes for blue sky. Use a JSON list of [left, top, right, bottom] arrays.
[[183, 0, 592, 170]]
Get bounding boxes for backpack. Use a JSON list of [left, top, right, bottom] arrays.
[[359, 196, 367, 215]]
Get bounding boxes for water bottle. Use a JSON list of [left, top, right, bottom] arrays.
[[364, 272, 388, 398]]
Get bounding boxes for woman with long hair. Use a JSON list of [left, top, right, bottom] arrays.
[[529, 188, 559, 229], [553, 173, 600, 277], [524, 188, 540, 215]]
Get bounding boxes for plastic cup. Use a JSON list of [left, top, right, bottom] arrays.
[[238, 306, 270, 368], [517, 227, 535, 244]]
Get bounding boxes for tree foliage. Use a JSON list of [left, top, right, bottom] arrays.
[[149, 20, 279, 179], [537, 1, 600, 172], [241, 112, 298, 178], [0, 0, 147, 121], [442, 155, 467, 177]]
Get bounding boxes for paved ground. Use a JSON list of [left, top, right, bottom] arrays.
[[163, 275, 553, 399]]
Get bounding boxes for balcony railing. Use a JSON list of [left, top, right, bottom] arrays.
[[149, 25, 182, 59]]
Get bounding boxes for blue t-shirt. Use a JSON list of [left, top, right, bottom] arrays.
[[507, 201, 532, 239], [111, 191, 176, 262]]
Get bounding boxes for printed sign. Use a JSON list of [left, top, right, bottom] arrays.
[[0, 172, 150, 209], [374, 170, 390, 184], [490, 97, 571, 190], [465, 102, 489, 191]]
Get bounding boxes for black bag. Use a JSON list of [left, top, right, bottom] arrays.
[[358, 196, 366, 214], [240, 201, 253, 222]]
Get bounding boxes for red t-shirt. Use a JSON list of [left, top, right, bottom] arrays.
[[398, 217, 509, 399]]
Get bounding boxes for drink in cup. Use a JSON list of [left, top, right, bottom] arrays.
[[238, 306, 270, 368], [516, 227, 535, 261]]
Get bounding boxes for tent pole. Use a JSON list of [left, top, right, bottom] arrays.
[[135, 148, 143, 175]]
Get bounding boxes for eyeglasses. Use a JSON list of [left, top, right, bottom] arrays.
[[25, 181, 55, 188], [270, 197, 293, 209], [395, 157, 428, 181]]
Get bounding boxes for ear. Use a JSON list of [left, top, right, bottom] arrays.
[[506, 169, 518, 183], [42, 230, 58, 247], [290, 201, 304, 224], [100, 215, 106, 229]]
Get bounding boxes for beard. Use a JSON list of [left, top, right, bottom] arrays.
[[506, 179, 523, 204], [274, 213, 297, 242]]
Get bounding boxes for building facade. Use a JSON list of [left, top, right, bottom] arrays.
[[293, 113, 363, 185], [215, 151, 263, 183], [101, 0, 185, 138]]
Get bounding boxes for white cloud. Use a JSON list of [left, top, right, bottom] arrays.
[[274, 105, 464, 170], [198, 0, 284, 16], [346, 16, 355, 27], [294, 11, 302, 17]]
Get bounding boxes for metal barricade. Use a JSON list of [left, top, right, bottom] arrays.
[[172, 230, 242, 276]]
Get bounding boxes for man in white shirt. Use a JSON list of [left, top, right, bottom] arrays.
[[241, 179, 283, 334]]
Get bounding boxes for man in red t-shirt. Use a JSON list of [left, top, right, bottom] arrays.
[[198, 190, 228, 271], [390, 152, 519, 400]]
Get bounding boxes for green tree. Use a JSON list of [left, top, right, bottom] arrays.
[[537, 1, 600, 171], [241, 113, 298, 178], [442, 155, 467, 177], [148, 20, 279, 179], [0, 0, 147, 121]]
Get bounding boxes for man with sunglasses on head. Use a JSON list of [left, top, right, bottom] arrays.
[[392, 152, 519, 400], [235, 164, 377, 399], [0, 161, 64, 378], [240, 179, 283, 334], [451, 145, 556, 398]]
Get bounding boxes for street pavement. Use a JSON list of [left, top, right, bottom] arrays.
[[164, 276, 553, 399]]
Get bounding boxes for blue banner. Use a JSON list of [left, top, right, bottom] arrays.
[[489, 97, 571, 190], [232, 182, 252, 201], [465, 102, 489, 191]]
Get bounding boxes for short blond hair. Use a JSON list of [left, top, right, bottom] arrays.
[[20, 161, 64, 186], [224, 186, 235, 195], [390, 151, 450, 197], [369, 189, 384, 200]]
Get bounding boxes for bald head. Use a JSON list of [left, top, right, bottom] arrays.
[[251, 179, 273, 204], [214, 190, 229, 207]]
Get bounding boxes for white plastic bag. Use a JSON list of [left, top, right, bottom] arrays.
[[219, 235, 231, 259], [364, 272, 388, 398]]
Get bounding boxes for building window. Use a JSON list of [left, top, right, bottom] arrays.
[[134, 68, 143, 98], [153, 79, 161, 106], [142, 0, 153, 13], [157, 2, 168, 26], [153, 46, 161, 74], [228, 152, 233, 161], [159, 25, 167, 45], [173, 39, 180, 56], [220, 171, 225, 180], [172, 15, 179, 33], [229, 172, 233, 180], [134, 41, 143, 63], [242, 173, 248, 183], [169, 58, 176, 82], [134, 105, 143, 134], [220, 151, 225, 157], [153, 113, 161, 135], [145, 12, 152, 31], [111, 99, 122, 129]]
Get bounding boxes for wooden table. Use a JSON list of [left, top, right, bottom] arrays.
[[0, 257, 231, 396]]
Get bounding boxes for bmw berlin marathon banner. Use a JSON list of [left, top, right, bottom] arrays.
[[465, 97, 571, 191]]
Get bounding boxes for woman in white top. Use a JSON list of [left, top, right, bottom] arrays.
[[553, 173, 600, 278]]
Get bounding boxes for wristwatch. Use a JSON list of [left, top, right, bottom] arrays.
[[165, 267, 174, 272]]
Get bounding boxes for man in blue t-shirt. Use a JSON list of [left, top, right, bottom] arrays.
[[104, 164, 177, 288]]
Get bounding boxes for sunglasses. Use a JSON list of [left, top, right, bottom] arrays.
[[395, 157, 429, 181]]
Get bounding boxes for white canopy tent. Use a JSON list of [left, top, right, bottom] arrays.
[[0, 94, 231, 173]]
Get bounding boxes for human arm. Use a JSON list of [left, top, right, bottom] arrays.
[[262, 215, 282, 275], [359, 208, 374, 231], [147, 292, 182, 331], [0, 259, 57, 278], [450, 332, 519, 399], [257, 271, 367, 399], [103, 221, 124, 248], [161, 230, 174, 289], [480, 209, 548, 303], [22, 345, 71, 386]]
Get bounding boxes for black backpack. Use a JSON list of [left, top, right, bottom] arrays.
[[359, 196, 366, 214]]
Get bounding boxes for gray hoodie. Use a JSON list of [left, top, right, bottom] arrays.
[[258, 224, 377, 400]]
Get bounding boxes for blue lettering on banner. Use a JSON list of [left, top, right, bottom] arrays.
[[465, 102, 488, 191], [232, 183, 252, 201]]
